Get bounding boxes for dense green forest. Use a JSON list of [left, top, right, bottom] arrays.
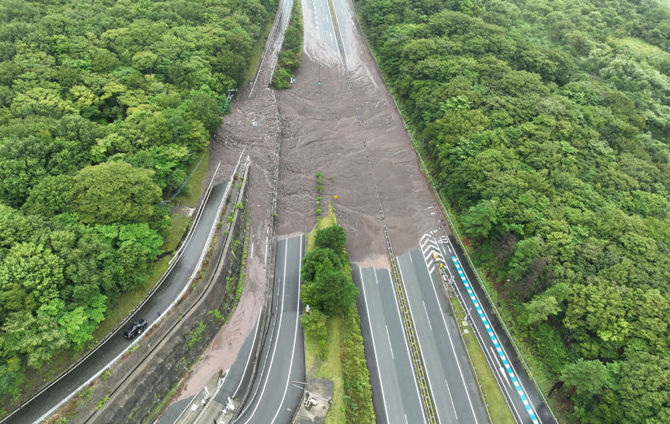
[[359, 0, 670, 422], [0, 0, 273, 407]]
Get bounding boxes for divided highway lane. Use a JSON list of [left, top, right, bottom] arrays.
[[5, 179, 229, 424], [353, 265, 426, 424], [437, 235, 555, 424], [397, 250, 489, 424], [233, 235, 305, 424]]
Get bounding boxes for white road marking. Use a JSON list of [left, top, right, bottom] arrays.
[[450, 256, 542, 423], [386, 325, 394, 360], [490, 347, 511, 389], [397, 260, 444, 424], [359, 267, 391, 423], [422, 249, 480, 424], [445, 379, 460, 421], [232, 311, 263, 398], [271, 236, 303, 423], [239, 238, 288, 423], [422, 301, 432, 331], [387, 268, 428, 424]]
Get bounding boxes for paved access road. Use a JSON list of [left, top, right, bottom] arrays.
[[4, 179, 228, 424], [233, 235, 305, 424], [429, 233, 554, 424], [353, 265, 426, 424], [161, 311, 262, 424]]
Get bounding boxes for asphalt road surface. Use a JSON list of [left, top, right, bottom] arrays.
[[397, 248, 489, 424], [354, 247, 489, 424], [4, 179, 228, 424], [353, 265, 426, 424], [430, 233, 555, 424], [233, 235, 305, 424], [161, 311, 262, 424]]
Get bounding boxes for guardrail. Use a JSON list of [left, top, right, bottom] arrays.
[[230, 88, 283, 419], [87, 154, 250, 423], [397, 101, 559, 424], [325, 0, 439, 419], [0, 158, 225, 424], [387, 246, 439, 424], [348, 6, 559, 420]]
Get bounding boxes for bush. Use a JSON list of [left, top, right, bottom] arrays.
[[340, 311, 375, 423], [271, 0, 302, 89], [272, 67, 291, 89], [315, 225, 347, 252], [301, 248, 343, 282], [301, 309, 328, 359]]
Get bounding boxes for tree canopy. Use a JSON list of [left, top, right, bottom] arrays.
[[360, 0, 670, 421], [0, 0, 273, 408]]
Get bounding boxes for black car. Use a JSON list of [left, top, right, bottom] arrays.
[[124, 319, 147, 339]]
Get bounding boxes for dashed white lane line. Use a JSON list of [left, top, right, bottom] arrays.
[[445, 378, 460, 421], [422, 251, 479, 424], [422, 301, 432, 331], [270, 235, 303, 424], [386, 325, 394, 360], [386, 268, 428, 424], [239, 238, 288, 423], [359, 267, 391, 423]]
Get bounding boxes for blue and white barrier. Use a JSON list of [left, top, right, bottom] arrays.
[[451, 256, 539, 424]]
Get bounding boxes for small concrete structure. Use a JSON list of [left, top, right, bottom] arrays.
[[291, 379, 333, 424]]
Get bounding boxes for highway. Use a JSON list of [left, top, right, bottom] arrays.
[[353, 265, 426, 424], [232, 235, 305, 424], [431, 233, 554, 424], [397, 248, 489, 424], [3, 176, 229, 424], [161, 311, 262, 424], [355, 246, 489, 424]]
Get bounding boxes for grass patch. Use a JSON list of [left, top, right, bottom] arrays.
[[244, 17, 275, 85], [450, 298, 515, 424], [302, 201, 374, 423], [304, 317, 346, 424], [306, 204, 337, 250], [175, 151, 210, 208], [163, 213, 190, 252]]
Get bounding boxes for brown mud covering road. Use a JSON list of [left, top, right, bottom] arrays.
[[171, 0, 449, 401], [276, 0, 444, 263]]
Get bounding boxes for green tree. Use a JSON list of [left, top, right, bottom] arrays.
[[22, 175, 76, 217], [461, 199, 498, 239], [315, 225, 347, 252], [561, 358, 610, 398], [301, 247, 342, 283], [72, 161, 161, 225], [2, 300, 69, 369], [0, 242, 65, 316], [525, 294, 559, 325], [311, 267, 358, 316], [508, 237, 541, 280]]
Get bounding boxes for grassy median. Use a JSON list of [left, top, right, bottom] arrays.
[[450, 297, 516, 424], [302, 204, 375, 424]]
